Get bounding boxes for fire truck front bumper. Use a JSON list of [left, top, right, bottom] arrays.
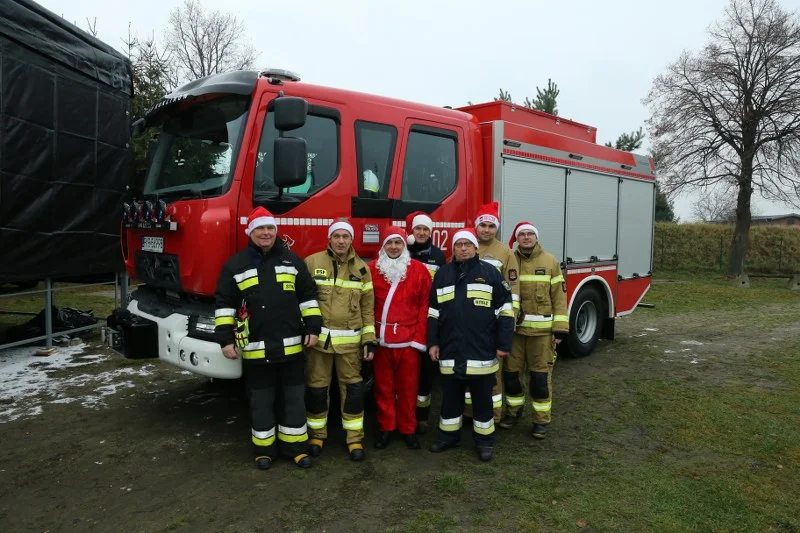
[[126, 297, 243, 379]]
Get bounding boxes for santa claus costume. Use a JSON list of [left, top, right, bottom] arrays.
[[368, 226, 432, 449]]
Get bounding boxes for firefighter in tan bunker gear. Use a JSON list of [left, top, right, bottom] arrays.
[[500, 222, 568, 439], [304, 219, 377, 461], [468, 202, 520, 422]]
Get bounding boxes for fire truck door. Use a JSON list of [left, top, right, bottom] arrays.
[[394, 119, 466, 251]]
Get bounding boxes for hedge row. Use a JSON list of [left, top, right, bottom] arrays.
[[653, 223, 800, 273]]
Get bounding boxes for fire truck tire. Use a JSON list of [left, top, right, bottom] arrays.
[[565, 286, 603, 358]]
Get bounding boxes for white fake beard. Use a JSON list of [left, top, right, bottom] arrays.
[[377, 247, 411, 284]]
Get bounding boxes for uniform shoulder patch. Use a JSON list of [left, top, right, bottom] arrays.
[[508, 269, 518, 281], [502, 281, 512, 292]]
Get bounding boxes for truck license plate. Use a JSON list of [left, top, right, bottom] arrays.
[[142, 236, 164, 253]]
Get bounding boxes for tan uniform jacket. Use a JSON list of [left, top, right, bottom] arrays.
[[515, 244, 568, 336], [478, 238, 521, 313], [305, 247, 376, 353]]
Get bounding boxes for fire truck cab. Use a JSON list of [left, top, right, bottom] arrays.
[[121, 69, 655, 379]]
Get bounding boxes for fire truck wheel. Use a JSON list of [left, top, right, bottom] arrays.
[[565, 286, 603, 358]]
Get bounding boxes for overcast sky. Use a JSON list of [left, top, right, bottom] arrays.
[[39, 0, 800, 220]]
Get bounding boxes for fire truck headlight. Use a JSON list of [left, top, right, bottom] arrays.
[[188, 313, 216, 341]]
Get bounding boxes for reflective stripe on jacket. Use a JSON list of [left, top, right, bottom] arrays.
[[427, 254, 515, 377], [478, 238, 521, 313], [514, 243, 568, 336], [214, 240, 322, 363], [305, 247, 376, 353], [408, 241, 447, 279]]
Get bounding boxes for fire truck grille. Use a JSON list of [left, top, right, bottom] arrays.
[[135, 252, 181, 291]]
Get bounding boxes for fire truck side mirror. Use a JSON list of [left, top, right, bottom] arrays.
[[273, 97, 307, 131], [274, 137, 308, 188]]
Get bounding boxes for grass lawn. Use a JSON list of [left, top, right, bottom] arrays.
[[1, 271, 797, 532], [375, 270, 800, 532]]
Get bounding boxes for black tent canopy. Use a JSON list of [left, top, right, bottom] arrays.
[[0, 0, 132, 282]]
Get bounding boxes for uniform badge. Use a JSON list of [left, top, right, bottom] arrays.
[[283, 282, 295, 291], [535, 268, 546, 275], [508, 269, 518, 281], [475, 277, 486, 283], [502, 281, 511, 292], [314, 268, 327, 277], [474, 299, 490, 308], [349, 274, 361, 281]]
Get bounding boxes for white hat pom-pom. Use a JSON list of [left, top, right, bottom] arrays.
[[407, 234, 416, 245]]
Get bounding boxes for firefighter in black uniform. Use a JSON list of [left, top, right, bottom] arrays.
[[215, 207, 322, 470], [405, 211, 447, 434], [426, 228, 515, 462]]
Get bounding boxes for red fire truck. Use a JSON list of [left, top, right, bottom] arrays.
[[120, 69, 655, 379]]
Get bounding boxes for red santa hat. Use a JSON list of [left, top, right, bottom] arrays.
[[475, 202, 500, 228], [452, 228, 479, 248], [508, 221, 539, 248], [381, 225, 407, 248], [327, 218, 355, 239], [405, 211, 433, 245], [245, 206, 277, 236]]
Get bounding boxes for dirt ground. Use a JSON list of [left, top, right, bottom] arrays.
[[0, 296, 796, 533]]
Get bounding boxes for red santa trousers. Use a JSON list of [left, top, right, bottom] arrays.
[[373, 345, 421, 435]]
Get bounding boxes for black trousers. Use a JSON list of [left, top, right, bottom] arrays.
[[438, 373, 496, 448], [416, 350, 436, 422], [244, 358, 308, 459]]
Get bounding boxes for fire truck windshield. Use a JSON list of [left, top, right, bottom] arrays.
[[142, 95, 250, 199]]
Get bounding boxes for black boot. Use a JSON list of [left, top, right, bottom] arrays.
[[403, 434, 421, 450], [307, 438, 324, 457], [374, 431, 392, 449], [532, 424, 548, 440], [293, 454, 312, 469], [255, 456, 272, 470], [349, 443, 366, 461], [476, 447, 493, 462], [429, 440, 459, 453], [498, 414, 518, 430], [415, 421, 429, 435]]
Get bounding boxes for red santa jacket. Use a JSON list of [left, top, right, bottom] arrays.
[[368, 258, 432, 351]]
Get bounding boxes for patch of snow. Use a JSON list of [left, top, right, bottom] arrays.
[[644, 328, 659, 332], [680, 340, 704, 346], [0, 344, 155, 423], [664, 350, 675, 354]]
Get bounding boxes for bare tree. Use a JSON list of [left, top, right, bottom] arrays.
[[692, 187, 739, 222], [165, 0, 256, 85], [85, 17, 98, 37], [644, 0, 800, 276], [693, 187, 763, 222]]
